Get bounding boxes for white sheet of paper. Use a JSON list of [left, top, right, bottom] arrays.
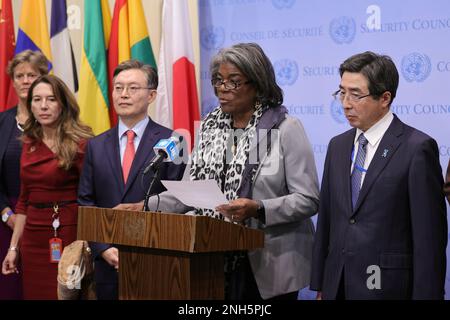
[[161, 180, 228, 210]]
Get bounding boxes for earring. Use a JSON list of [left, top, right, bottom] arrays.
[[254, 101, 262, 110]]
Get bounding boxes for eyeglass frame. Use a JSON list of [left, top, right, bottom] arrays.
[[113, 84, 154, 95], [211, 78, 252, 90], [332, 89, 373, 103]]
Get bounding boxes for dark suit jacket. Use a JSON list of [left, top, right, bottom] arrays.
[[311, 115, 447, 299], [77, 117, 186, 286], [445, 160, 450, 205], [0, 107, 18, 211]]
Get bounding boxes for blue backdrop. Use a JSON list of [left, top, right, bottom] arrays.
[[198, 0, 450, 299]]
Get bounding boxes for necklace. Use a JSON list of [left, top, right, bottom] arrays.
[[43, 140, 57, 153]]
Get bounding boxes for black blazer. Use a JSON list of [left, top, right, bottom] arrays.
[[0, 107, 18, 211], [311, 115, 447, 299]]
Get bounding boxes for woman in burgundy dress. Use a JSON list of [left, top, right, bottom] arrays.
[[0, 50, 48, 300], [1, 75, 93, 299]]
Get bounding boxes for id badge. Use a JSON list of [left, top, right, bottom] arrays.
[[49, 237, 63, 263]]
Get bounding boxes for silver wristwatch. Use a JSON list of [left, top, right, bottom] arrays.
[[2, 210, 13, 223]]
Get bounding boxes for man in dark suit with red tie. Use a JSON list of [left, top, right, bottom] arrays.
[[78, 60, 185, 300], [310, 52, 447, 300]]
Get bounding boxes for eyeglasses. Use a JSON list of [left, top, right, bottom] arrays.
[[211, 78, 251, 90], [332, 89, 372, 103], [113, 84, 153, 95]]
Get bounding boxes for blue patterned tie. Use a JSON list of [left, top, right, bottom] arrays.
[[351, 133, 368, 209]]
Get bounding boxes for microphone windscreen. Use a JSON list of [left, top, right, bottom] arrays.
[[153, 137, 180, 162]]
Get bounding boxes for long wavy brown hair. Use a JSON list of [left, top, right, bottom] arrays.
[[22, 75, 93, 170]]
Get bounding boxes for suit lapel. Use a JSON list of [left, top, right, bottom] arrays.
[[247, 108, 287, 180], [123, 118, 161, 196], [340, 130, 356, 216], [0, 108, 17, 162], [105, 127, 125, 195], [353, 116, 404, 213]]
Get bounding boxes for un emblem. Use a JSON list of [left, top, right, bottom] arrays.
[[330, 99, 347, 124], [401, 53, 431, 82], [274, 59, 299, 86], [329, 16, 356, 44], [272, 0, 296, 9], [125, 215, 144, 240], [200, 26, 225, 51]]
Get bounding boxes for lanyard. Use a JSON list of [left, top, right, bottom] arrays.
[[49, 204, 63, 263], [52, 203, 60, 238]]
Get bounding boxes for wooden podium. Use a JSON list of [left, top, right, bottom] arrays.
[[77, 207, 264, 300]]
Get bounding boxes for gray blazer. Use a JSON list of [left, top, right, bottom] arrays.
[[147, 115, 319, 299]]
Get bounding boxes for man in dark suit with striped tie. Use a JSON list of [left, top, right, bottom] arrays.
[[310, 51, 447, 300]]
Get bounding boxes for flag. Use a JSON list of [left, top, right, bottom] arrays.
[[15, 0, 52, 70], [78, 0, 111, 135], [128, 0, 156, 67], [0, 0, 16, 111], [155, 0, 200, 149], [108, 0, 156, 126], [50, 0, 78, 93]]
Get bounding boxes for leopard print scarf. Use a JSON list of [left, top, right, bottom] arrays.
[[189, 104, 264, 220]]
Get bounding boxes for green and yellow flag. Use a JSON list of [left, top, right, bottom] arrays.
[[78, 0, 111, 135], [108, 0, 156, 126]]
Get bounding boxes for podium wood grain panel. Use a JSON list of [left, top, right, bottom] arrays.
[[119, 247, 224, 299], [77, 207, 263, 299], [78, 207, 264, 252]]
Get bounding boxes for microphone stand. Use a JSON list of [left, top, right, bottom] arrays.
[[143, 167, 161, 212]]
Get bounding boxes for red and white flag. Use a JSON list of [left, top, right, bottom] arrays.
[[155, 0, 200, 149], [0, 0, 17, 111]]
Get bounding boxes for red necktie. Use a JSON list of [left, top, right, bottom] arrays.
[[122, 130, 136, 184]]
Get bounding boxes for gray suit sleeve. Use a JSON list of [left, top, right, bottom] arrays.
[[261, 116, 320, 226]]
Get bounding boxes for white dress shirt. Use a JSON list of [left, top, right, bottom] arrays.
[[118, 117, 149, 164], [351, 111, 394, 187]]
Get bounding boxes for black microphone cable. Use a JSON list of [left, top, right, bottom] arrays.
[[141, 166, 161, 212]]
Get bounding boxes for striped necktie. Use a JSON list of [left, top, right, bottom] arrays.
[[351, 133, 368, 209]]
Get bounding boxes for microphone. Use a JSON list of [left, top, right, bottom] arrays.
[[142, 136, 181, 212], [143, 136, 181, 175]]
